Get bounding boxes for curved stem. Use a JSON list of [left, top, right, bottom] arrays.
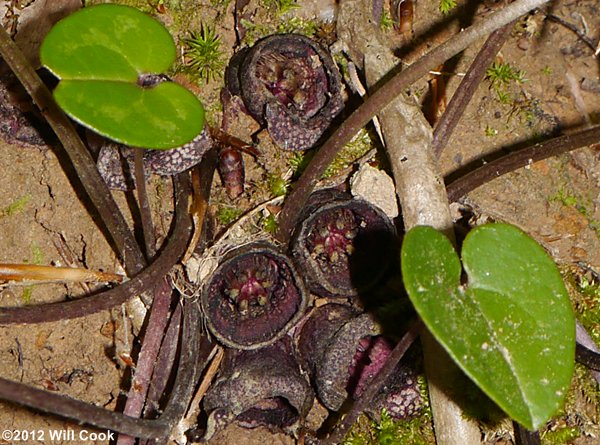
[[0, 375, 166, 438], [445, 125, 600, 202], [322, 319, 422, 445], [0, 25, 146, 275], [0, 174, 192, 324], [576, 343, 600, 372], [275, 0, 553, 243], [432, 22, 514, 158], [0, 298, 204, 440]]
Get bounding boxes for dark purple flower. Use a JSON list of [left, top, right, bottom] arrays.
[[202, 339, 314, 439], [201, 243, 308, 349], [230, 34, 343, 151], [291, 189, 398, 298], [95, 127, 212, 190], [296, 308, 422, 420]]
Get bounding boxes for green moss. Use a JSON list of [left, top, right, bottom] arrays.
[[288, 151, 313, 179], [240, 0, 319, 45], [379, 11, 395, 31], [551, 188, 579, 207], [485, 61, 527, 109], [550, 187, 600, 239], [267, 174, 289, 197], [439, 0, 457, 14], [324, 128, 375, 178], [484, 125, 498, 137], [237, 19, 267, 45], [262, 0, 300, 16], [260, 213, 278, 233], [210, 0, 232, 9], [334, 51, 351, 83], [486, 61, 526, 89], [343, 375, 434, 445], [344, 404, 435, 445], [84, 0, 154, 12], [541, 426, 580, 445], [276, 16, 318, 36], [287, 128, 375, 181], [181, 24, 225, 83], [0, 195, 31, 218], [241, 16, 318, 46], [549, 267, 600, 444], [21, 286, 33, 305], [564, 268, 600, 345], [216, 206, 242, 225], [540, 362, 600, 445]]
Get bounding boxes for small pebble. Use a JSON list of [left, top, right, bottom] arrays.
[[517, 37, 530, 51], [350, 164, 399, 218]]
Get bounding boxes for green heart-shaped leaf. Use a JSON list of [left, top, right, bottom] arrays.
[[40, 4, 204, 149], [401, 224, 575, 430]]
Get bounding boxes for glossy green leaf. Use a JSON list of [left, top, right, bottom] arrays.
[[54, 80, 204, 149], [40, 4, 204, 149], [401, 224, 575, 430]]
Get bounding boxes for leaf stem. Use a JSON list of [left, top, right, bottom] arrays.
[[0, 25, 146, 275], [321, 319, 423, 445], [134, 148, 156, 259], [0, 174, 192, 324], [576, 343, 600, 372], [432, 22, 514, 158], [0, 298, 205, 439], [275, 0, 553, 243], [117, 278, 173, 445], [513, 421, 541, 445], [445, 125, 600, 202]]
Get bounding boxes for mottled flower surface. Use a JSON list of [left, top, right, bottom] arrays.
[[202, 243, 308, 350], [232, 34, 343, 151], [297, 310, 422, 420], [96, 127, 212, 190], [203, 340, 313, 439], [294, 303, 357, 378], [0, 73, 48, 147], [291, 189, 398, 298]]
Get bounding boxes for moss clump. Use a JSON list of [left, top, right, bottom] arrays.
[[260, 213, 278, 234], [267, 174, 289, 198], [216, 206, 243, 226], [343, 377, 434, 445], [439, 0, 457, 14], [564, 267, 600, 345], [181, 24, 226, 84], [550, 187, 600, 239], [262, 0, 300, 16], [324, 128, 375, 178], [541, 363, 600, 444], [545, 266, 600, 444], [344, 406, 434, 445]]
